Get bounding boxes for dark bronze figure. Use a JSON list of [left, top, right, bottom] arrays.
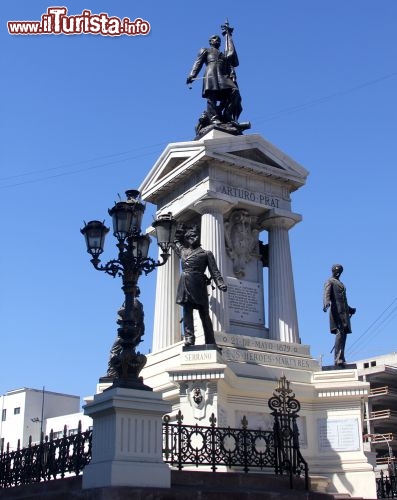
[[107, 287, 145, 378], [174, 225, 227, 346], [186, 21, 250, 137], [323, 264, 356, 367]]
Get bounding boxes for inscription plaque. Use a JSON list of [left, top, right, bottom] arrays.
[[318, 418, 360, 452], [215, 332, 311, 357], [221, 346, 318, 370], [227, 278, 263, 324], [214, 181, 286, 210]]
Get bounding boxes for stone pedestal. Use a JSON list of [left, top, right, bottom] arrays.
[[140, 130, 309, 350], [142, 325, 377, 498], [138, 131, 376, 498], [167, 345, 227, 423], [82, 387, 171, 489]]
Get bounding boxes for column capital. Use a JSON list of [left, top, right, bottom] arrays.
[[260, 209, 302, 231], [193, 194, 233, 215]]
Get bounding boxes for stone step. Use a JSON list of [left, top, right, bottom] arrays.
[[172, 469, 309, 491], [0, 472, 366, 499]]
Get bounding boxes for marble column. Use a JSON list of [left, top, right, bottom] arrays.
[[152, 248, 181, 352], [194, 198, 232, 334], [262, 209, 302, 343]]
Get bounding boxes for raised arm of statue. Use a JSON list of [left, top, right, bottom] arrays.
[[222, 20, 239, 68]]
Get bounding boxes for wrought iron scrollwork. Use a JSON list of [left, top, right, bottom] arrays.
[[268, 375, 308, 489], [163, 410, 276, 473], [268, 375, 301, 416]]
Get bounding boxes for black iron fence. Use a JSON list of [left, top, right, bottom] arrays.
[[163, 411, 276, 472], [0, 421, 91, 489], [269, 375, 308, 488], [163, 375, 308, 490], [163, 410, 308, 489], [377, 471, 397, 498], [0, 376, 308, 491]]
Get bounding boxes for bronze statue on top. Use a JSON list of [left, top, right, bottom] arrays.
[[186, 21, 250, 138], [323, 264, 356, 367]]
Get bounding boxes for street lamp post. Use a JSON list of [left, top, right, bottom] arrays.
[[81, 189, 175, 390]]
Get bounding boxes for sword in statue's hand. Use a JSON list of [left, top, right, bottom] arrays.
[[221, 19, 234, 36]]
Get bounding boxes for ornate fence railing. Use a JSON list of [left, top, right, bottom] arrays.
[[163, 375, 309, 490], [0, 422, 91, 489], [0, 376, 308, 491], [269, 375, 308, 488], [163, 412, 276, 472], [377, 471, 397, 498]]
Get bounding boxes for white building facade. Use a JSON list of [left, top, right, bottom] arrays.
[[0, 387, 91, 450]]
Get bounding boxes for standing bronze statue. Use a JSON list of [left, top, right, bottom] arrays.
[[186, 21, 250, 137], [174, 225, 227, 347], [323, 264, 356, 367]]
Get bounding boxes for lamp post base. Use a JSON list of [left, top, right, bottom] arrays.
[[82, 386, 171, 489], [99, 375, 153, 391]]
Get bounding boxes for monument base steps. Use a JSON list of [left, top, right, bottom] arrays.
[[0, 471, 367, 499]]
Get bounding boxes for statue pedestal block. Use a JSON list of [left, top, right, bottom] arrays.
[[167, 345, 228, 422], [82, 386, 171, 489], [142, 335, 377, 498], [181, 344, 224, 365]]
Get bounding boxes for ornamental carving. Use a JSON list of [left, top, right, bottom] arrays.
[[188, 382, 208, 420], [225, 209, 258, 278]]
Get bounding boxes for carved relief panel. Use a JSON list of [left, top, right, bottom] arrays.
[[225, 209, 259, 278]]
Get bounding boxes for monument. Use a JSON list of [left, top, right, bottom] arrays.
[[138, 21, 376, 499]]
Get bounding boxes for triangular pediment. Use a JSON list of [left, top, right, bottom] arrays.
[[201, 132, 308, 180], [140, 131, 309, 205], [139, 141, 205, 203], [228, 148, 282, 169], [158, 156, 190, 179]]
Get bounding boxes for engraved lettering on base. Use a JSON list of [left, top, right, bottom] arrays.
[[318, 418, 360, 452]]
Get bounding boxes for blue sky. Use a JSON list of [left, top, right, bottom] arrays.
[[1, 1, 396, 403]]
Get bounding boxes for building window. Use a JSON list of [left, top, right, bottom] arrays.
[[13, 407, 20, 415], [1, 409, 6, 421], [68, 428, 78, 436], [371, 361, 376, 367], [364, 362, 369, 368], [52, 431, 63, 439]]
